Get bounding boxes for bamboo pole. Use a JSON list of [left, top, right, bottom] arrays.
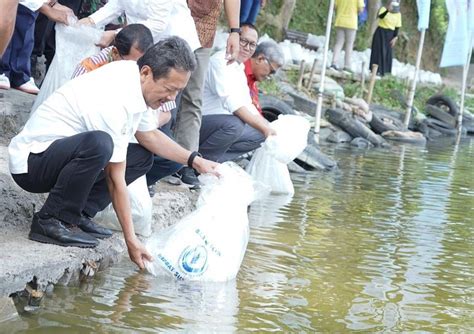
[[314, 0, 335, 142], [404, 29, 426, 129], [456, 33, 473, 143], [306, 58, 318, 89], [366, 64, 378, 105], [296, 60, 305, 90]]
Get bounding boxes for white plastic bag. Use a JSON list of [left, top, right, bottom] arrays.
[[246, 115, 310, 195], [32, 21, 102, 112], [145, 162, 259, 281], [94, 175, 152, 237]]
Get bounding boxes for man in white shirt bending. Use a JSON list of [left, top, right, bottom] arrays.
[[199, 24, 276, 163], [8, 37, 218, 270]]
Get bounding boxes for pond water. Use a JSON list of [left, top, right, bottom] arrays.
[[4, 139, 474, 333]]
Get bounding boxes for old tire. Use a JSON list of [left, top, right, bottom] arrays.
[[426, 94, 459, 117], [260, 95, 296, 122], [370, 114, 404, 134], [425, 105, 456, 128]]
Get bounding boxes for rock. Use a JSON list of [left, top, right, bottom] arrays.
[[326, 130, 352, 143], [350, 137, 374, 148]]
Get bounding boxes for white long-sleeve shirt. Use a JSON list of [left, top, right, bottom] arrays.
[[89, 0, 200, 51], [9, 61, 157, 174], [202, 50, 259, 116]]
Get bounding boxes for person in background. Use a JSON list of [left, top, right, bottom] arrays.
[[198, 24, 276, 163], [8, 37, 219, 269], [170, 0, 240, 188], [369, 1, 402, 76], [240, 0, 266, 25], [71, 23, 153, 78], [79, 0, 200, 51], [330, 0, 365, 72], [0, 0, 19, 57], [244, 40, 284, 114], [31, 0, 84, 77], [0, 0, 73, 94]]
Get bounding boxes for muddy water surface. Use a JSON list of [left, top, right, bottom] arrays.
[[4, 139, 474, 332]]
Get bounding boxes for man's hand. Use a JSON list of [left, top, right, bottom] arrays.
[[97, 30, 116, 48], [40, 4, 75, 25], [126, 235, 153, 270], [226, 32, 240, 64], [390, 36, 398, 48], [78, 17, 94, 26], [192, 156, 220, 176], [263, 126, 277, 138], [157, 111, 172, 128]]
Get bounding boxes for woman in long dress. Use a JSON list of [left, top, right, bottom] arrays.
[[369, 1, 402, 76]]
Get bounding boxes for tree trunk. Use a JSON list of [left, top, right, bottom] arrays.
[[368, 0, 382, 36], [280, 0, 297, 31], [259, 0, 297, 39]]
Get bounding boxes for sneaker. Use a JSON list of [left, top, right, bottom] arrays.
[[342, 67, 353, 74], [0, 74, 10, 90], [16, 77, 39, 95], [176, 167, 201, 189], [148, 184, 156, 198], [329, 64, 340, 71], [29, 213, 98, 248]]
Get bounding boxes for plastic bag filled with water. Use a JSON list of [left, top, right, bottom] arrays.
[[145, 162, 265, 281], [247, 115, 310, 195]]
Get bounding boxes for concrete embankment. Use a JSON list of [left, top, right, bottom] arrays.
[[0, 89, 197, 300]]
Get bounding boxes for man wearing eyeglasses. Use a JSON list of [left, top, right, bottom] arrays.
[[244, 40, 284, 115], [198, 24, 284, 163]]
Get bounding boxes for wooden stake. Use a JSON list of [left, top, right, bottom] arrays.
[[366, 64, 378, 105], [296, 60, 305, 90], [306, 58, 318, 89]]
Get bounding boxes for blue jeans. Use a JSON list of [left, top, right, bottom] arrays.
[[1, 4, 38, 87], [240, 0, 261, 25]]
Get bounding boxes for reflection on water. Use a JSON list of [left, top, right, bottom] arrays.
[[4, 139, 474, 332]]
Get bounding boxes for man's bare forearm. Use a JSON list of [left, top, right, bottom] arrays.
[[0, 0, 18, 56]]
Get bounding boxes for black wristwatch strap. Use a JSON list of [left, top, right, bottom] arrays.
[[229, 27, 241, 34], [187, 151, 202, 168]]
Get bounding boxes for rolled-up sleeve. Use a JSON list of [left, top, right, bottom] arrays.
[[89, 0, 124, 28]]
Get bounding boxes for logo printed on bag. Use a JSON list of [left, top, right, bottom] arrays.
[[179, 245, 208, 275]]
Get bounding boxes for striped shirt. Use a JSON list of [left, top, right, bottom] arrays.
[[71, 47, 176, 113]]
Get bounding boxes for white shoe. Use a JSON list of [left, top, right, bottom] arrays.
[[0, 74, 10, 90], [16, 77, 39, 95]]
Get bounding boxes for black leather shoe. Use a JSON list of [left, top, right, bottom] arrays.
[[77, 216, 113, 239], [29, 213, 98, 248]]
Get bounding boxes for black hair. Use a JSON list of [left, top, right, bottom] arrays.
[[137, 36, 196, 80], [240, 22, 259, 35], [114, 24, 153, 56]]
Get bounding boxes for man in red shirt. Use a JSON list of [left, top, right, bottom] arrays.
[[244, 40, 285, 115]]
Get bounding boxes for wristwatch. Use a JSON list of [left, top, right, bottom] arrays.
[[229, 28, 241, 34]]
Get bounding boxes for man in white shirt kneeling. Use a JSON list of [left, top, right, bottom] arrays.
[[198, 24, 277, 163], [8, 37, 218, 270]]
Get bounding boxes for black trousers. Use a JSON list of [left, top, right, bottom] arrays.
[[12, 131, 153, 225]]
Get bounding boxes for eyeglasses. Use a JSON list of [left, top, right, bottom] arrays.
[[239, 38, 257, 50], [264, 56, 277, 76]]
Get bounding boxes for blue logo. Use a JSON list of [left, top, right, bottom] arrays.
[[179, 245, 208, 276]]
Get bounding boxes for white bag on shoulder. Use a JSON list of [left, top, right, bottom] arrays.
[[145, 162, 259, 281], [32, 21, 102, 112], [246, 115, 310, 195], [94, 175, 152, 237]]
